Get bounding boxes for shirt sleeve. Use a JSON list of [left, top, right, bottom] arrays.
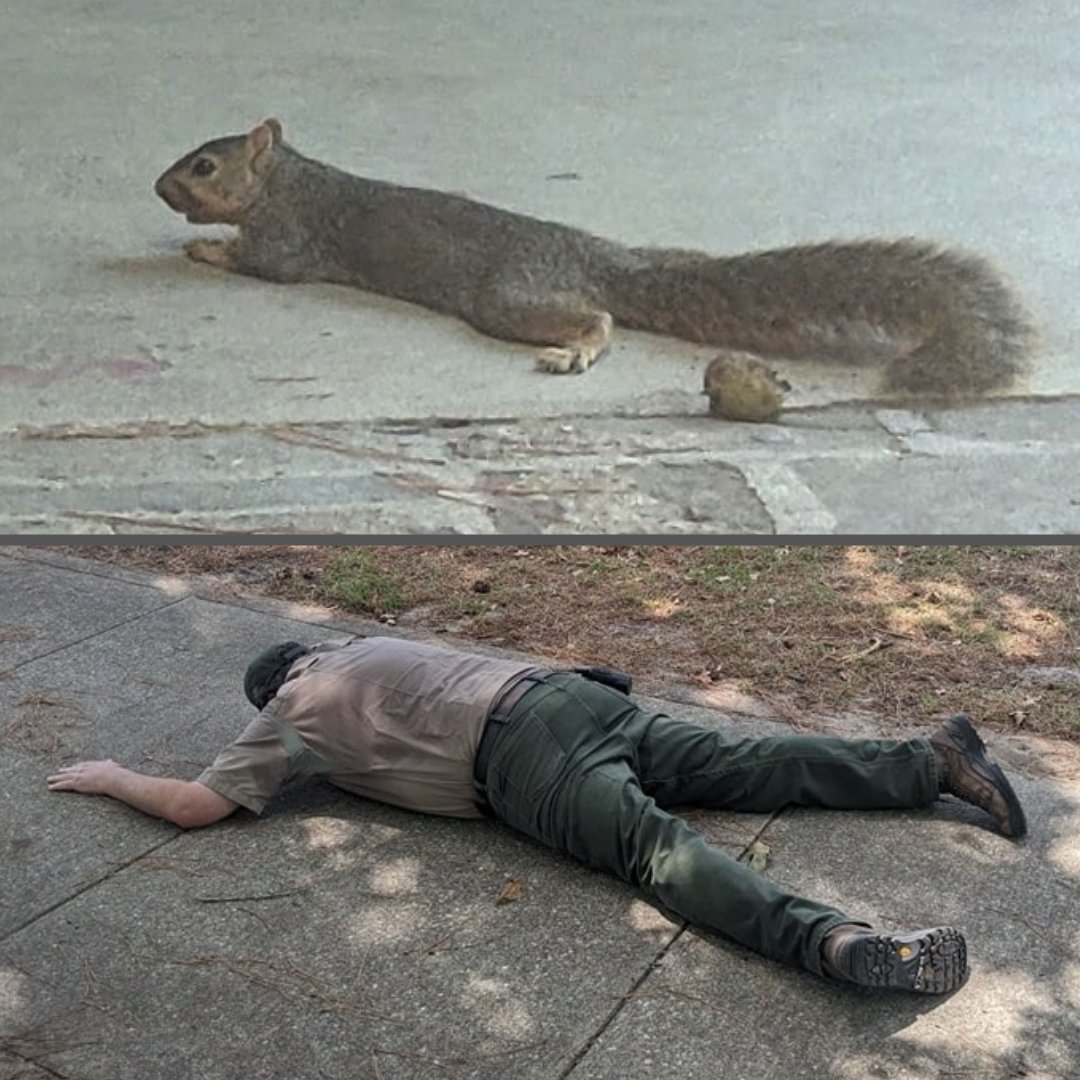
[[196, 714, 296, 814]]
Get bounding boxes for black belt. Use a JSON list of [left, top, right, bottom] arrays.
[[473, 669, 555, 790]]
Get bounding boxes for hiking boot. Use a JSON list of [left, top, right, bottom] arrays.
[[929, 714, 1027, 838], [822, 924, 969, 994]]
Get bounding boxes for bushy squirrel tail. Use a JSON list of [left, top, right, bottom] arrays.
[[603, 239, 1034, 398]]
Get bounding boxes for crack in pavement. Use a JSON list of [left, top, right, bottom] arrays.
[[557, 809, 784, 1080], [56, 511, 236, 534], [0, 596, 190, 677], [11, 416, 521, 442], [0, 1043, 80, 1080], [1, 832, 183, 946], [11, 392, 1080, 443]]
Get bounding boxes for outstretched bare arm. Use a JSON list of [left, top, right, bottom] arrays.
[[47, 760, 237, 829]]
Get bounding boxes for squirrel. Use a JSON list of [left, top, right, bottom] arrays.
[[155, 119, 1035, 415]]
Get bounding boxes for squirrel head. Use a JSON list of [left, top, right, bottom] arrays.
[[154, 119, 284, 224]]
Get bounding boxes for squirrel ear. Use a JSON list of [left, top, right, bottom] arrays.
[[246, 121, 280, 175]]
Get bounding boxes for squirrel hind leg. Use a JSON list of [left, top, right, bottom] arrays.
[[468, 294, 614, 374], [536, 309, 613, 374]]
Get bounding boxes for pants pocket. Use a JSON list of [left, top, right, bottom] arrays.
[[488, 709, 570, 827]]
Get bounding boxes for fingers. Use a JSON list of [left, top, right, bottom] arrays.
[[46, 761, 110, 792], [47, 765, 81, 790]]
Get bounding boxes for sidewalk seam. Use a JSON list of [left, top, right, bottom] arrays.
[[0, 1043, 78, 1080], [2, 597, 189, 676], [1, 832, 182, 946], [556, 810, 783, 1080], [6, 548, 364, 636]]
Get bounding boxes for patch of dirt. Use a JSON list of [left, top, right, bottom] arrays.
[[61, 545, 1080, 740]]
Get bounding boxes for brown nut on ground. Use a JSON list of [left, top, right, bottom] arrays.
[[703, 352, 792, 423]]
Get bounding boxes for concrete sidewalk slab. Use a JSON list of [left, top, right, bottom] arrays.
[[0, 553, 177, 670], [1, 794, 694, 1080], [2, 553, 1078, 1080], [3, 1, 1080, 531]]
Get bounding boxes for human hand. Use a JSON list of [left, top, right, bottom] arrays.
[[47, 760, 121, 796]]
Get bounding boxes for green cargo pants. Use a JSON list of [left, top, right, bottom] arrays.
[[484, 672, 940, 976]]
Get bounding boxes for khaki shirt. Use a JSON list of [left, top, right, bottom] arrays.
[[197, 636, 539, 818]]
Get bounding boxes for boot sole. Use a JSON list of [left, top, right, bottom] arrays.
[[844, 927, 968, 994], [943, 715, 1028, 838]]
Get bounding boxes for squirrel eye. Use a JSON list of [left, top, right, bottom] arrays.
[[191, 157, 216, 177]]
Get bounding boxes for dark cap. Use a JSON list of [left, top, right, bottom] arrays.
[[243, 641, 311, 710]]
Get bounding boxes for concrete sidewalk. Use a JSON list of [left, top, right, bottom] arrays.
[[2, 549, 1078, 1080], [4, 1, 1080, 532]]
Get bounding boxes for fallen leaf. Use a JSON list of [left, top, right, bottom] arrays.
[[747, 841, 771, 873], [496, 876, 526, 905]]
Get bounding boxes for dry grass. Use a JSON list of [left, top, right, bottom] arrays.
[[1, 693, 84, 756], [66, 545, 1080, 739]]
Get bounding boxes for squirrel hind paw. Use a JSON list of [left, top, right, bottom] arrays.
[[536, 346, 593, 374]]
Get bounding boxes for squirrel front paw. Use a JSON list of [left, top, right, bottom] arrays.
[[183, 239, 233, 269]]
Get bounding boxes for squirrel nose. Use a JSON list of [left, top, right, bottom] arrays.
[[154, 175, 181, 210]]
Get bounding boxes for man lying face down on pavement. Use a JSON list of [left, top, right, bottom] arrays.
[[48, 635, 1027, 995]]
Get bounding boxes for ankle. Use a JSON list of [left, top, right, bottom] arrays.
[[928, 730, 954, 792], [931, 741, 949, 790], [820, 923, 867, 979]]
